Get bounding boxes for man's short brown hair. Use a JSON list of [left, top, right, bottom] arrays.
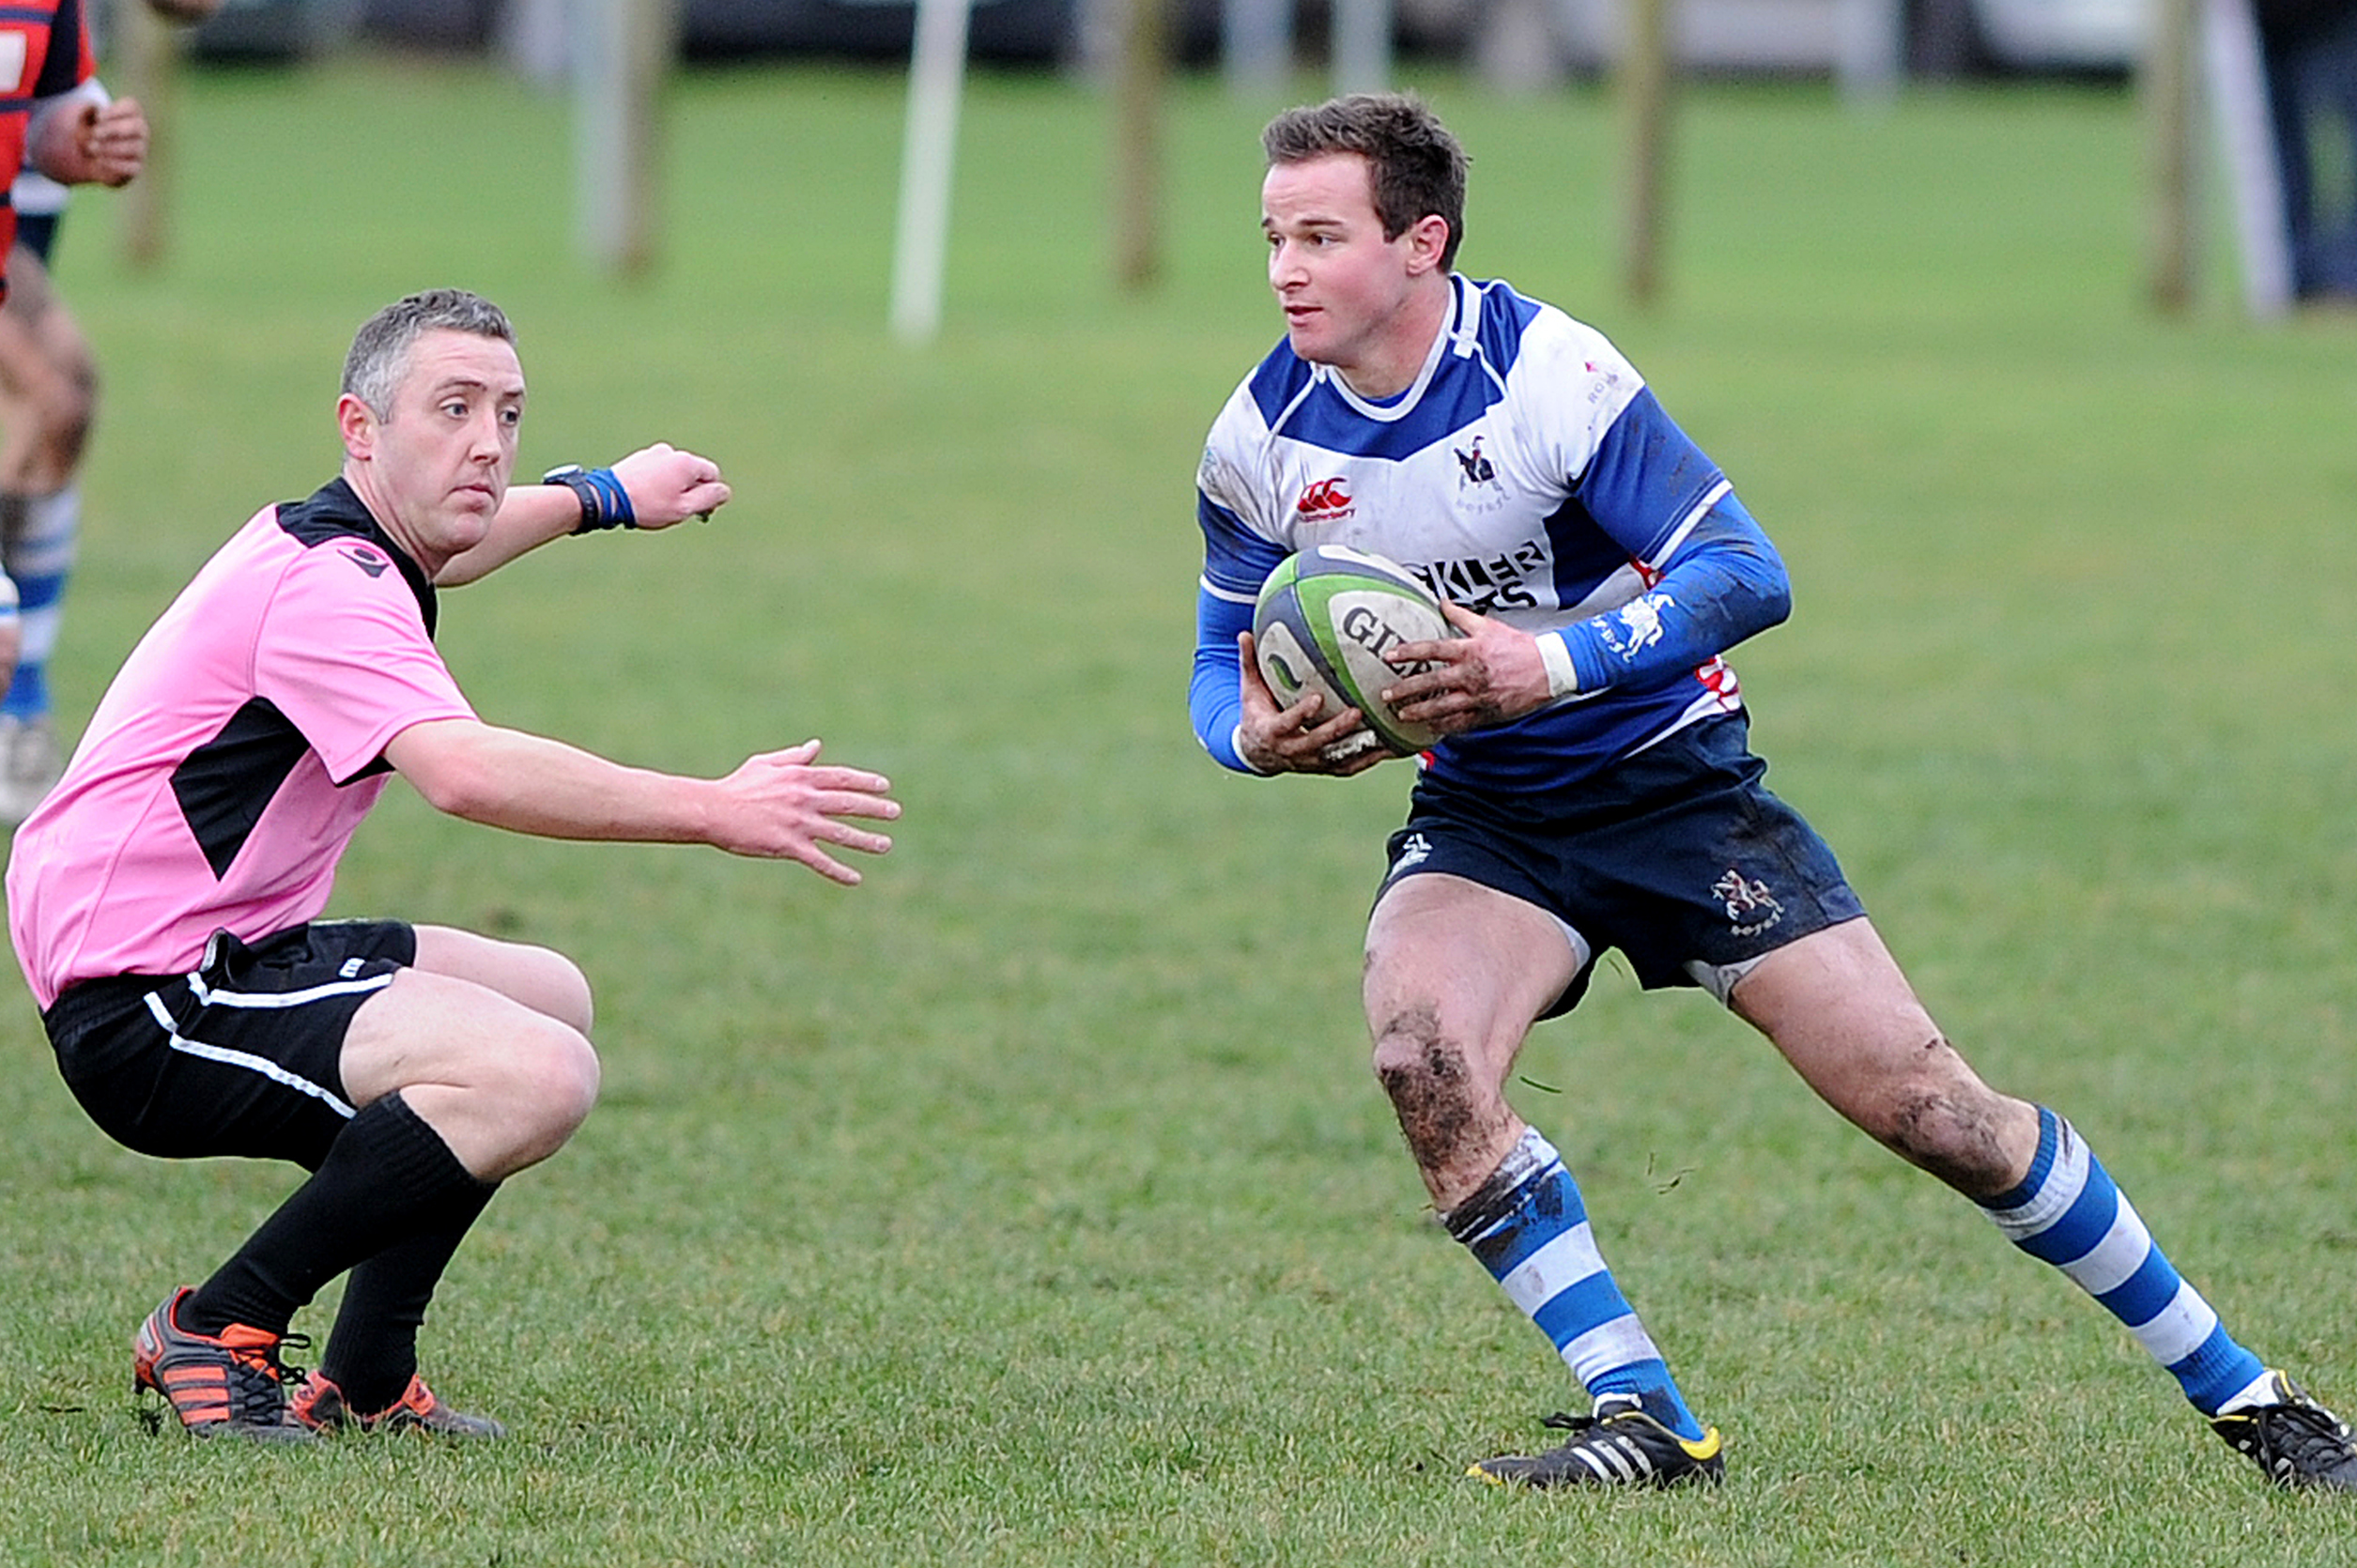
[[1262, 93, 1469, 270]]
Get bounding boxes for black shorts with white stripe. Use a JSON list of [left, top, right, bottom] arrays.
[[42, 920, 417, 1172]]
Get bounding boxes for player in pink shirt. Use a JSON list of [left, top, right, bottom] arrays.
[[8, 289, 901, 1441]]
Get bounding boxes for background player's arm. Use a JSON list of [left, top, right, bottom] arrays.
[[434, 442, 731, 587], [26, 89, 144, 190], [383, 717, 897, 885]]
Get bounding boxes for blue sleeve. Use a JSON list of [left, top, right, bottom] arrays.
[[1190, 586, 1260, 772], [1191, 492, 1287, 773], [1554, 492, 1791, 694], [1575, 387, 1730, 561]]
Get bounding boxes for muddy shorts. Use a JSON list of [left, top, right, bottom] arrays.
[[1379, 714, 1865, 1019]]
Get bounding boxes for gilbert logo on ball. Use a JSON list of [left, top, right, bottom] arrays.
[[1252, 545, 1456, 755]]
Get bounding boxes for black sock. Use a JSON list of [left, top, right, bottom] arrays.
[[184, 1093, 492, 1339], [317, 1180, 496, 1414]]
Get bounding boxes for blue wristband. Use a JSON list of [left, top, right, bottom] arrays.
[[546, 464, 636, 533]]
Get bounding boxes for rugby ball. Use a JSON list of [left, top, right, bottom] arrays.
[[1252, 545, 1456, 756]]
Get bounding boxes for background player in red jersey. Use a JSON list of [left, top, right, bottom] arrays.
[[0, 0, 223, 824]]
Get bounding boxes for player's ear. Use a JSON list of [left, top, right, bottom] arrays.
[[1406, 213, 1450, 277], [336, 392, 378, 460]]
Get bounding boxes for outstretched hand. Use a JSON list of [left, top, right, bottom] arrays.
[[611, 443, 732, 531], [710, 740, 900, 885]]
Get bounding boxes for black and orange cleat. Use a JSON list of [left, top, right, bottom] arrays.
[[291, 1371, 505, 1438], [131, 1287, 313, 1442]]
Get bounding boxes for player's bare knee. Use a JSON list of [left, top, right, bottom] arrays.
[[499, 1020, 601, 1149], [1871, 1072, 2020, 1196], [1371, 1010, 1495, 1165], [534, 948, 594, 1036]]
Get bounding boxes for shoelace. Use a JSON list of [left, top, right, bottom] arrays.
[[1538, 1394, 1655, 1435], [1535, 1405, 1641, 1438], [221, 1331, 311, 1426], [2252, 1402, 2357, 1475]]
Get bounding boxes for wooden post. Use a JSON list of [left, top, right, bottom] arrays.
[[577, 0, 675, 276], [2143, 0, 2197, 313], [1113, 0, 1165, 292], [1621, 0, 1672, 306], [116, 0, 180, 269]]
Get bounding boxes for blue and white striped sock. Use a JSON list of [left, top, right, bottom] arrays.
[[1444, 1127, 1707, 1441], [1980, 1105, 2272, 1417], [1, 485, 77, 720]]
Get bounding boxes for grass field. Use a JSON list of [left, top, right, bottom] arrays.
[[1, 53, 2354, 1567]]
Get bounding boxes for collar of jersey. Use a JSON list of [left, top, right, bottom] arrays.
[[1318, 272, 1483, 423]]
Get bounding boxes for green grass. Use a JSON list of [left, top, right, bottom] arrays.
[[1, 55, 2354, 1566]]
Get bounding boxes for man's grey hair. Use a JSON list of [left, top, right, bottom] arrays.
[[341, 289, 516, 417]]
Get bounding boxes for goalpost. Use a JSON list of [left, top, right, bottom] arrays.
[[891, 0, 976, 342], [574, 0, 675, 275]]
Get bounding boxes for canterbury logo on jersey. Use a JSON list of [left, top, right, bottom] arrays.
[[339, 546, 390, 578], [1294, 477, 1352, 520]]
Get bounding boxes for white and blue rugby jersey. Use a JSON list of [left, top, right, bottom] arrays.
[[1194, 274, 1771, 792]]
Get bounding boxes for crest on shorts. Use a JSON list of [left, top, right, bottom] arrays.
[[1389, 831, 1433, 878], [1711, 869, 1783, 938]]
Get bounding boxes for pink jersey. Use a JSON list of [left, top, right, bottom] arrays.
[[7, 480, 478, 1007]]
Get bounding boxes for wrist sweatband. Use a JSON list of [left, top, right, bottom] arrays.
[[1537, 630, 1580, 699], [545, 464, 636, 533]]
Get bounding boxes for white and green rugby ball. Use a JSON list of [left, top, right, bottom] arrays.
[[1252, 545, 1456, 756]]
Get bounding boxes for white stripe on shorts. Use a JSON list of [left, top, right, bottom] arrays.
[[144, 990, 358, 1119], [186, 969, 395, 1010]]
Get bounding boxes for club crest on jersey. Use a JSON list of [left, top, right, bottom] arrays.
[[1451, 435, 1507, 515], [1295, 476, 1353, 524], [1711, 869, 1783, 937], [1600, 592, 1675, 662], [1453, 437, 1496, 487]]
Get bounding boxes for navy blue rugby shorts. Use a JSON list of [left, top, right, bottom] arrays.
[[41, 919, 416, 1171], [1379, 713, 1865, 1019]]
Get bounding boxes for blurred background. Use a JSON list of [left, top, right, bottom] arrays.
[[171, 0, 2149, 78]]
